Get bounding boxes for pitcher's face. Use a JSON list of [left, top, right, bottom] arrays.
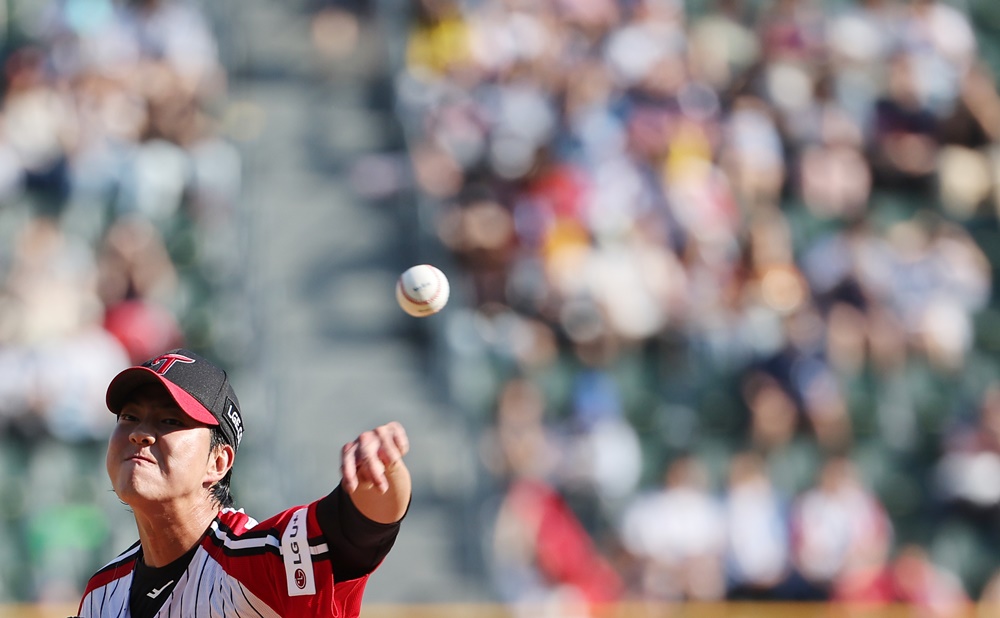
[[106, 384, 215, 508]]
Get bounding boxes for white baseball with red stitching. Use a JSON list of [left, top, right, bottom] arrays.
[[396, 264, 450, 317]]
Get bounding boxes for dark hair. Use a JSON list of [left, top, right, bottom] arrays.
[[209, 426, 235, 509]]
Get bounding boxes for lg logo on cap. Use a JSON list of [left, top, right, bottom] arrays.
[[225, 400, 244, 445]]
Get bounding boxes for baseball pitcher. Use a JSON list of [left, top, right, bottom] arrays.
[[75, 349, 411, 617]]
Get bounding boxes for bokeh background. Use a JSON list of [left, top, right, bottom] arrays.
[[1, 0, 1000, 615]]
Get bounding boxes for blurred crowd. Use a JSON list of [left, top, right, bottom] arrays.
[[0, 0, 242, 602], [397, 0, 1000, 613]]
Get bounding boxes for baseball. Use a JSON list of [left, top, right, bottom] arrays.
[[396, 264, 450, 317]]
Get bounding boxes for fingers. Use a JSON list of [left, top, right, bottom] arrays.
[[357, 431, 389, 492], [374, 422, 409, 465], [341, 422, 409, 494], [341, 436, 384, 493], [387, 421, 410, 457], [341, 441, 360, 493]]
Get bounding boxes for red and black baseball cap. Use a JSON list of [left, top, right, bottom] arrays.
[[106, 348, 245, 451]]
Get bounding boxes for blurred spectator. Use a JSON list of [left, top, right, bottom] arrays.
[[436, 188, 517, 307], [796, 93, 872, 220], [102, 298, 183, 364], [741, 370, 800, 454], [96, 216, 179, 307], [935, 384, 1000, 528], [557, 368, 643, 528], [870, 51, 940, 189], [722, 451, 795, 600], [491, 478, 625, 617], [720, 95, 785, 209], [889, 544, 969, 613], [32, 324, 130, 442], [902, 0, 977, 113], [687, 0, 759, 93], [2, 216, 99, 342], [937, 63, 1000, 220], [835, 543, 969, 615], [618, 454, 726, 601], [789, 456, 893, 598], [483, 378, 624, 616], [480, 378, 558, 482], [96, 215, 184, 363]]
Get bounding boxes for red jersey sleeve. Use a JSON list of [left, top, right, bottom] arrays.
[[203, 503, 373, 617]]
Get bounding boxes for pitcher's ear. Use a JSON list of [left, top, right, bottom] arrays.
[[206, 442, 235, 484]]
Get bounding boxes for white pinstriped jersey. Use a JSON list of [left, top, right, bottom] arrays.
[[77, 503, 372, 617]]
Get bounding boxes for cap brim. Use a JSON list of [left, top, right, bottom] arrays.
[[106, 367, 219, 426]]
